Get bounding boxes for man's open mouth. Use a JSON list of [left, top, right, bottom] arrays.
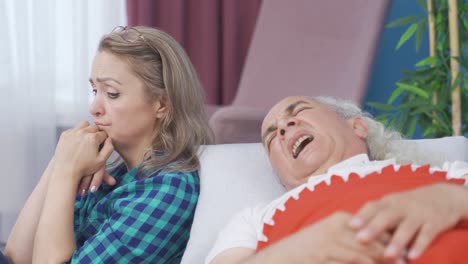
[[292, 135, 314, 159]]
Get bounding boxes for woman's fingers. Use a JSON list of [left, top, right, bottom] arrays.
[[77, 166, 116, 195], [103, 170, 117, 186], [95, 131, 108, 143], [78, 175, 92, 196], [98, 138, 114, 163], [89, 167, 104, 193], [88, 166, 116, 193], [75, 121, 90, 129]]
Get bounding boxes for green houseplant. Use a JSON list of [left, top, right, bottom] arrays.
[[369, 0, 468, 138]]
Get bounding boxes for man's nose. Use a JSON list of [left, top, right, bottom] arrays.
[[278, 118, 296, 136]]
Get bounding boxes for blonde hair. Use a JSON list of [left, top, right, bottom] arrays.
[[98, 26, 213, 175]]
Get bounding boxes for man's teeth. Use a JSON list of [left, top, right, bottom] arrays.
[[292, 135, 310, 157]]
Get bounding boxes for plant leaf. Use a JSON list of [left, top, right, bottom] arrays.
[[366, 102, 397, 111], [407, 117, 418, 137], [422, 126, 433, 137], [436, 11, 443, 25], [386, 16, 418, 28], [415, 56, 439, 67], [396, 23, 419, 50], [416, 0, 426, 10], [432, 112, 450, 130], [388, 86, 406, 104], [410, 104, 438, 115], [450, 72, 463, 91], [415, 20, 427, 52], [396, 82, 430, 99], [464, 77, 468, 92]]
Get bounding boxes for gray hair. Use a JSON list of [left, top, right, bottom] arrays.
[[314, 96, 442, 165]]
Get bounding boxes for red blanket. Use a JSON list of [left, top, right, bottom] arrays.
[[257, 164, 467, 263]]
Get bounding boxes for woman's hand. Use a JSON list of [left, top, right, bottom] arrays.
[[54, 121, 114, 181], [78, 167, 117, 196], [350, 183, 468, 261]]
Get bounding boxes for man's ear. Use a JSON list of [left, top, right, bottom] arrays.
[[348, 116, 368, 139], [153, 96, 170, 119]]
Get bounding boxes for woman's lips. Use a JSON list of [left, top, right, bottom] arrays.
[[94, 122, 109, 126], [94, 122, 110, 130]]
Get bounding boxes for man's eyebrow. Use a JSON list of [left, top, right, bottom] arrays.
[[285, 100, 310, 115], [89, 77, 122, 86], [261, 100, 311, 144]]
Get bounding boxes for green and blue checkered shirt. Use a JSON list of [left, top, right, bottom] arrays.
[[69, 163, 199, 263]]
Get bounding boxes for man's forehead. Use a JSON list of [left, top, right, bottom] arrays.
[[262, 96, 315, 129]]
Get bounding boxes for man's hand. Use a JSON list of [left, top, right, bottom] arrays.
[[349, 183, 468, 261], [273, 211, 389, 264]]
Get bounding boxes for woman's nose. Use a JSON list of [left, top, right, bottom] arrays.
[[89, 95, 105, 116]]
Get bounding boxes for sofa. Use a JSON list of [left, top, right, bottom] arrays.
[[180, 136, 468, 263]]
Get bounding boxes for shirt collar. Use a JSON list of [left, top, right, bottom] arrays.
[[306, 153, 398, 183], [328, 153, 370, 173], [306, 153, 370, 185]]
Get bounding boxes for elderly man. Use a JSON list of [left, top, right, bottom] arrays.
[[207, 96, 468, 264]]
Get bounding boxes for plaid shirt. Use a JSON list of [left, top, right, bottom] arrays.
[[69, 163, 200, 263]]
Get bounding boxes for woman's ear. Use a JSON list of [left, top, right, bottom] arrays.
[[153, 96, 170, 119], [348, 116, 368, 139]]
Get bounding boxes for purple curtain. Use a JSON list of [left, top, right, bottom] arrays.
[[126, 0, 262, 105]]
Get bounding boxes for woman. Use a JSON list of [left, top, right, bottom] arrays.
[[5, 26, 212, 263]]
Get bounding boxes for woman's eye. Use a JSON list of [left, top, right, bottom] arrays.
[[107, 92, 120, 99], [91, 89, 97, 96]]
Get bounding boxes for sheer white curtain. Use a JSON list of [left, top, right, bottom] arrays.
[[0, 0, 126, 242]]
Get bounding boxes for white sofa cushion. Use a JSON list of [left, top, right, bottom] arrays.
[[181, 136, 468, 263]]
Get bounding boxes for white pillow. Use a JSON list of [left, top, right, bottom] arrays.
[[407, 136, 468, 162], [181, 136, 468, 263], [181, 143, 284, 263]]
